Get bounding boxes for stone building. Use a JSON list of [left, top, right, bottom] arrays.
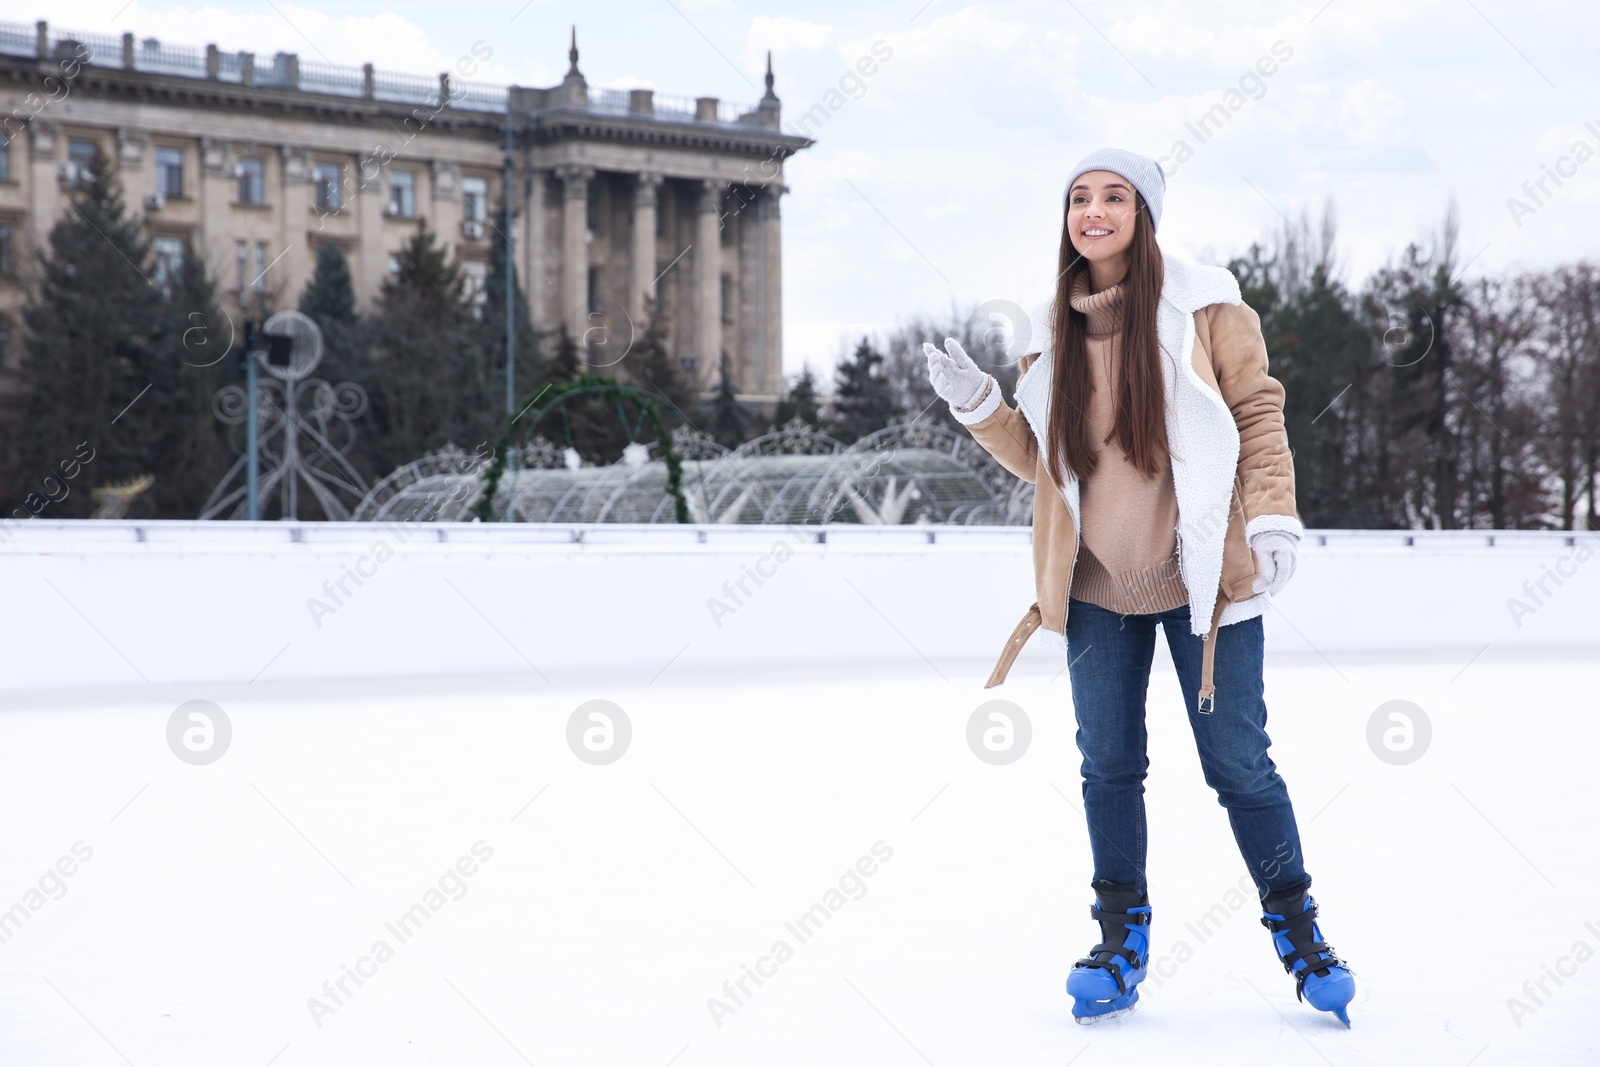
[[0, 19, 812, 417]]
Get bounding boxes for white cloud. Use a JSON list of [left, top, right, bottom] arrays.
[[745, 16, 835, 72], [595, 74, 658, 91], [1337, 78, 1410, 145]]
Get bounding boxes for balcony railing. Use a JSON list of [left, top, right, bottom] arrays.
[[0, 18, 760, 124]]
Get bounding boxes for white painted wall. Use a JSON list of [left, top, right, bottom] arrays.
[[2, 521, 1595, 696]]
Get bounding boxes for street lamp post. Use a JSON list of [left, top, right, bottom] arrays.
[[243, 320, 260, 521], [503, 111, 517, 414]]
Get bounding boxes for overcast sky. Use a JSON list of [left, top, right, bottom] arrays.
[[7, 0, 1599, 381]]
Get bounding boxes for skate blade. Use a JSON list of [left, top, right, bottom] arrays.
[[1073, 1002, 1137, 1025]]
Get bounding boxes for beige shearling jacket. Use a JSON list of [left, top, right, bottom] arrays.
[[952, 252, 1304, 712]]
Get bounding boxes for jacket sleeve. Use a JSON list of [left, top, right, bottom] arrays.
[[1199, 299, 1304, 541], [953, 379, 1039, 484]]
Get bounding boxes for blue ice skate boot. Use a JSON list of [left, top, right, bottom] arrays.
[[1260, 885, 1355, 1026], [1066, 881, 1151, 1024]]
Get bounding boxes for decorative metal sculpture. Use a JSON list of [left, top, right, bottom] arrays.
[[354, 417, 1035, 526], [199, 310, 370, 520], [90, 474, 155, 519]]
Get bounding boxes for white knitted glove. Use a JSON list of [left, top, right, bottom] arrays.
[[922, 337, 992, 412], [1250, 531, 1299, 596]]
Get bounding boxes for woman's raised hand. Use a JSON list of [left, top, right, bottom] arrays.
[[922, 337, 992, 411]]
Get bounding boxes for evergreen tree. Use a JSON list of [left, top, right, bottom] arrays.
[[772, 363, 822, 430], [622, 296, 700, 429], [475, 196, 542, 411], [152, 238, 233, 516], [511, 325, 629, 465], [298, 242, 363, 386], [361, 218, 491, 475], [826, 335, 896, 444], [12, 148, 172, 518], [708, 351, 749, 449]]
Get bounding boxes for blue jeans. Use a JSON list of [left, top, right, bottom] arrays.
[[1064, 596, 1311, 901]]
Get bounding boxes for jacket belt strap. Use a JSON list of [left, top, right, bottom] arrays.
[[985, 602, 1043, 688], [1196, 590, 1229, 714]]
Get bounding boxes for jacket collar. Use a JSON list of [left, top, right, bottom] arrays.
[[1011, 250, 1246, 637]]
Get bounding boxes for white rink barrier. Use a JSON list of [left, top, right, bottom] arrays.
[[1, 521, 1595, 695]]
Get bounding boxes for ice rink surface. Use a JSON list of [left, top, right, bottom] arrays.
[[1, 647, 1596, 1066]]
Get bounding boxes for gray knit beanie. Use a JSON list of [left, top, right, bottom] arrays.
[[1063, 147, 1166, 233]]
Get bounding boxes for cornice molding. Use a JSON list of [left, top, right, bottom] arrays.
[[0, 56, 817, 161]]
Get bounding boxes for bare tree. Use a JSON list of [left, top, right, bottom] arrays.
[[1529, 263, 1600, 530]]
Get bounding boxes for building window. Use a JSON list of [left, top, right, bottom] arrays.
[[155, 147, 183, 199], [153, 236, 184, 288], [461, 176, 488, 225], [587, 266, 598, 313], [254, 242, 268, 292], [388, 254, 401, 277], [236, 157, 264, 205], [462, 259, 488, 317], [388, 171, 416, 218], [0, 134, 10, 182], [235, 241, 248, 300], [720, 273, 733, 323], [68, 138, 98, 187], [0, 317, 12, 371], [0, 223, 12, 277], [586, 185, 598, 233], [313, 162, 342, 212]]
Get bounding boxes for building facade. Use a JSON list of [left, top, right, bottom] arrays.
[[0, 20, 812, 416]]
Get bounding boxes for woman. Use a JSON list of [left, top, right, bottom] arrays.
[[922, 148, 1355, 1026]]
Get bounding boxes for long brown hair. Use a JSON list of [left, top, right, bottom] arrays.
[[1044, 189, 1169, 488]]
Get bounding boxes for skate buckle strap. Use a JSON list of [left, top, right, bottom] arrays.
[[1262, 902, 1344, 998], [1287, 945, 1348, 1001], [1072, 949, 1143, 996], [1089, 906, 1151, 926], [1259, 901, 1319, 934]]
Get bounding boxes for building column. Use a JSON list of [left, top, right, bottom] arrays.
[[695, 178, 725, 389], [631, 171, 662, 327], [27, 122, 60, 253], [278, 145, 311, 303], [524, 162, 546, 331], [555, 164, 593, 357], [757, 183, 786, 398]]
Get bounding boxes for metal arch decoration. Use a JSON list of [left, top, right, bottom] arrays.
[[199, 310, 371, 520], [472, 374, 690, 523]]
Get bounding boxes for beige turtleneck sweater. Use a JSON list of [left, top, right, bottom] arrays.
[[1063, 272, 1189, 615]]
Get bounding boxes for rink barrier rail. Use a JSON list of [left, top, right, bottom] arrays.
[[1, 520, 1592, 553]]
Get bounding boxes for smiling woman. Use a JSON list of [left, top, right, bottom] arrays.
[[921, 146, 1355, 1028]]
